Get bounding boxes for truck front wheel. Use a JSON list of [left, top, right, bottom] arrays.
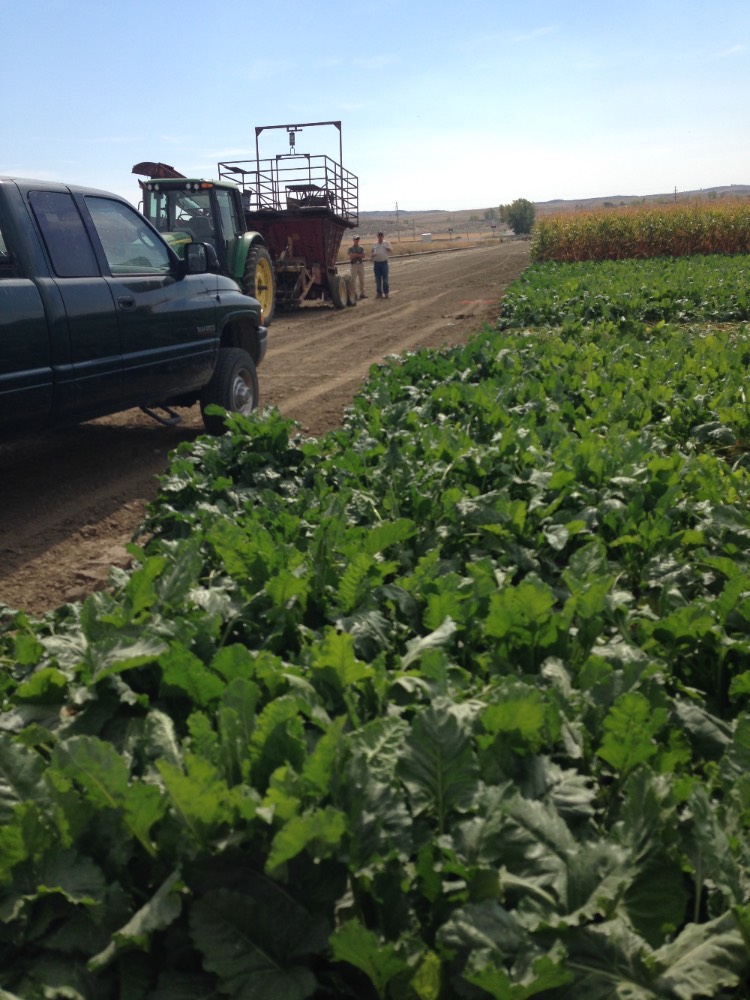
[[242, 245, 276, 325], [200, 347, 259, 434]]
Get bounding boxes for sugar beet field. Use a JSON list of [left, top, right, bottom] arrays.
[[3, 202, 750, 998]]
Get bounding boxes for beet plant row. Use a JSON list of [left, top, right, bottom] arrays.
[[499, 253, 750, 329], [2, 258, 750, 998]]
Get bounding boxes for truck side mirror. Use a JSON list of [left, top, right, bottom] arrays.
[[184, 241, 220, 274]]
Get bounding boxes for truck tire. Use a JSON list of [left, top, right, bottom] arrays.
[[199, 347, 259, 434], [329, 273, 347, 309], [242, 245, 276, 325], [345, 275, 357, 306]]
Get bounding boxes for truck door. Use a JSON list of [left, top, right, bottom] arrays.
[[83, 195, 218, 407], [214, 187, 244, 274], [28, 189, 123, 420], [0, 220, 54, 432]]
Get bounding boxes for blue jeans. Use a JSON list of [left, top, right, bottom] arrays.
[[374, 260, 389, 296]]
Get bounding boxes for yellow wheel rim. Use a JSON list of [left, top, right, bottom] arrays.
[[255, 256, 274, 315]]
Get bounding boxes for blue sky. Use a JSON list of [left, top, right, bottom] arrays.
[[2, 0, 748, 212]]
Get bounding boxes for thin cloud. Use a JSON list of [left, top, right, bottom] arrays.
[[338, 101, 372, 112], [352, 54, 398, 69], [237, 58, 295, 82], [715, 44, 745, 57], [510, 25, 556, 44], [89, 135, 143, 145]]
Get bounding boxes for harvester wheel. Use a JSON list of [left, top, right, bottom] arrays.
[[345, 275, 357, 306], [242, 245, 276, 325], [329, 273, 347, 309], [199, 347, 259, 435]]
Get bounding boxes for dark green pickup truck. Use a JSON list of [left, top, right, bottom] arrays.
[[0, 177, 268, 438]]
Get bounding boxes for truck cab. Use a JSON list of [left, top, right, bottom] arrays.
[[0, 176, 268, 439]]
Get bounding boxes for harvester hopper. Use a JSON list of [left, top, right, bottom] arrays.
[[218, 120, 359, 310]]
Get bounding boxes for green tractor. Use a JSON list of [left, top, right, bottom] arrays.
[[133, 163, 276, 324]]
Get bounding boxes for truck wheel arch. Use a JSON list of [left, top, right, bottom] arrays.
[[220, 315, 265, 367]]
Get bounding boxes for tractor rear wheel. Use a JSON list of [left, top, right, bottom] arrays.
[[242, 245, 276, 325], [329, 273, 347, 309]]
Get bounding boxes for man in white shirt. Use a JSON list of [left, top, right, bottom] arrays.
[[371, 231, 393, 299]]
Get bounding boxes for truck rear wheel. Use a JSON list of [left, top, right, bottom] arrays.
[[242, 245, 276, 325], [200, 347, 259, 434]]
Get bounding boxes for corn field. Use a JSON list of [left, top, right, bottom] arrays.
[[531, 200, 750, 262]]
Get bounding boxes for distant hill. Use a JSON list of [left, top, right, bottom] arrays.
[[357, 185, 750, 237], [357, 207, 497, 239], [535, 184, 750, 215]]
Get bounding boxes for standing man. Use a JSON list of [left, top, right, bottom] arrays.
[[371, 231, 393, 299], [347, 234, 366, 299]]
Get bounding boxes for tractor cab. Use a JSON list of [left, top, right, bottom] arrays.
[[140, 179, 243, 268], [135, 172, 277, 323]]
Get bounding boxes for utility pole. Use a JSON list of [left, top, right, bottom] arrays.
[[396, 202, 400, 242]]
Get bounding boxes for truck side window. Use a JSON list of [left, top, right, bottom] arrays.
[[86, 196, 171, 275], [0, 225, 9, 262], [29, 191, 100, 278]]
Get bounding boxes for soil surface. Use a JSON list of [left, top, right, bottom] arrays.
[[0, 240, 530, 615]]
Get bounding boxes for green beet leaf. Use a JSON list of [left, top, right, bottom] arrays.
[[596, 692, 668, 777], [0, 734, 47, 823], [397, 700, 480, 833], [652, 911, 748, 998], [190, 887, 328, 1000], [88, 869, 183, 971], [330, 918, 410, 1000], [265, 805, 347, 873]]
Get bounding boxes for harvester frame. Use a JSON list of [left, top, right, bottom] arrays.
[[218, 120, 359, 311]]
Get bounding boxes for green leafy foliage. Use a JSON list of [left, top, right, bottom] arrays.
[[500, 198, 536, 236], [499, 255, 750, 329], [2, 256, 750, 996]]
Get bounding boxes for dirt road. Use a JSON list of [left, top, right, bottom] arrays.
[[0, 240, 530, 614]]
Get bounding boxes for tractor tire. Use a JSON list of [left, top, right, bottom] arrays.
[[242, 244, 276, 325], [329, 273, 347, 309], [199, 347, 259, 435], [345, 275, 357, 306]]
